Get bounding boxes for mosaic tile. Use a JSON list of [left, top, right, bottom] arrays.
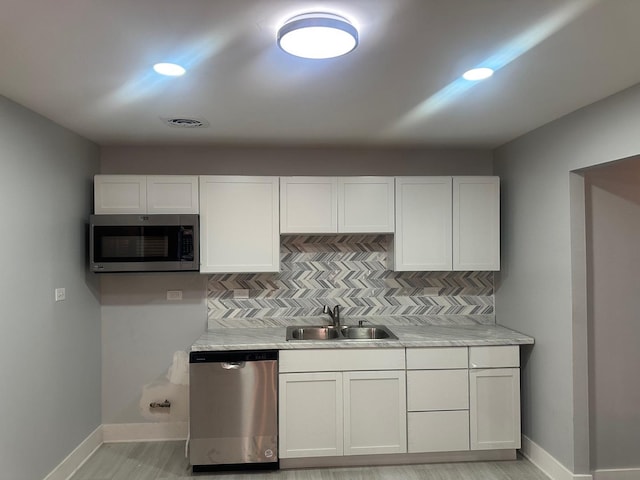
[[207, 235, 494, 327]]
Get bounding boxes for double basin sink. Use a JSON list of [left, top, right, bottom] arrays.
[[286, 324, 398, 341]]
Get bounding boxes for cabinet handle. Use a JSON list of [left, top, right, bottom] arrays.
[[221, 361, 246, 370]]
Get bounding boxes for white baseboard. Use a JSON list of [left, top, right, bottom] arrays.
[[593, 469, 640, 480], [43, 425, 103, 480], [521, 435, 592, 480], [102, 422, 188, 443]]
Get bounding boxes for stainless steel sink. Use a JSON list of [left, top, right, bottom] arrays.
[[340, 326, 395, 340], [286, 325, 397, 341], [287, 326, 341, 340]]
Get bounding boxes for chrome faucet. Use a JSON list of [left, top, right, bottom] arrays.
[[323, 305, 341, 328]]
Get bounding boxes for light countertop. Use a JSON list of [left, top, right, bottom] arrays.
[[191, 321, 534, 352]]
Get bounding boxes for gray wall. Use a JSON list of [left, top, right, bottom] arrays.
[[100, 145, 493, 176], [0, 97, 101, 480], [99, 146, 492, 424], [585, 159, 640, 471], [494, 82, 640, 473], [101, 273, 206, 424]]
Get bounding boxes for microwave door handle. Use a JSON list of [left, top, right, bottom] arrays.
[[179, 227, 194, 261]]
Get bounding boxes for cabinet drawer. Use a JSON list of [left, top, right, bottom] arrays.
[[279, 349, 405, 373], [408, 411, 469, 453], [407, 370, 468, 411], [406, 347, 468, 369], [469, 346, 519, 368]]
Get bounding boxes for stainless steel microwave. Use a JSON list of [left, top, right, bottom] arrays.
[[89, 214, 199, 273]]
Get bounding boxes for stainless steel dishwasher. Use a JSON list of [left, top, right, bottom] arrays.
[[189, 350, 278, 472]]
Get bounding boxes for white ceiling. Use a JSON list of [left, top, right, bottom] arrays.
[[1, 0, 639, 148]]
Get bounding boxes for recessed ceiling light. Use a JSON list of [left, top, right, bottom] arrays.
[[277, 12, 358, 59], [153, 63, 186, 77], [462, 67, 494, 81]]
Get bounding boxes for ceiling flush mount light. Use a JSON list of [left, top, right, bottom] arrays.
[[153, 62, 186, 77], [462, 67, 494, 81], [277, 12, 359, 59]]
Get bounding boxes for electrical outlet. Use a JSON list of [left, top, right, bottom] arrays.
[[233, 289, 250, 299], [423, 287, 440, 296], [55, 288, 66, 302], [166, 290, 183, 301]]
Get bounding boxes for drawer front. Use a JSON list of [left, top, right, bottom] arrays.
[[408, 411, 470, 453], [406, 347, 468, 369], [407, 369, 469, 411], [279, 349, 405, 373], [469, 346, 519, 368]]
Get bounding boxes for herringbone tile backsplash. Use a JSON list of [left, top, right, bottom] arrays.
[[207, 235, 494, 327]]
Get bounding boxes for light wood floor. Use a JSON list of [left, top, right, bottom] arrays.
[[70, 441, 549, 480]]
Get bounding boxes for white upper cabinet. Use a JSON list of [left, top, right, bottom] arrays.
[[280, 177, 338, 233], [94, 174, 198, 214], [280, 176, 395, 234], [94, 175, 147, 214], [146, 175, 199, 214], [394, 177, 453, 271], [199, 176, 279, 273], [338, 177, 394, 233], [394, 176, 500, 272], [453, 176, 500, 271]]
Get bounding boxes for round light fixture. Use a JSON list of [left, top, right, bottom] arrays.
[[277, 12, 358, 59], [153, 63, 186, 77], [462, 67, 494, 81]]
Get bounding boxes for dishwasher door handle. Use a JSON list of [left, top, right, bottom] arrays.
[[221, 361, 246, 370]]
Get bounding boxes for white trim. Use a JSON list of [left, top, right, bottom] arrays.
[[593, 469, 640, 480], [43, 425, 103, 480], [102, 422, 188, 443], [521, 435, 592, 480]]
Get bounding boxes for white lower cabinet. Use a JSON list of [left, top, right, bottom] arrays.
[[408, 410, 469, 453], [278, 372, 343, 458], [469, 345, 521, 450], [343, 371, 407, 455], [279, 349, 406, 459], [469, 368, 521, 450], [406, 348, 470, 453], [279, 346, 522, 462]]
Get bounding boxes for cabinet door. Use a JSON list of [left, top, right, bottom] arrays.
[[394, 177, 452, 271], [343, 371, 407, 455], [94, 175, 146, 214], [338, 177, 394, 233], [469, 368, 521, 450], [279, 373, 343, 458], [453, 176, 500, 271], [146, 175, 198, 214], [199, 176, 279, 273], [280, 177, 338, 233]]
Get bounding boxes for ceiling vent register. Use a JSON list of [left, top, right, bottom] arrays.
[[161, 117, 210, 128]]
